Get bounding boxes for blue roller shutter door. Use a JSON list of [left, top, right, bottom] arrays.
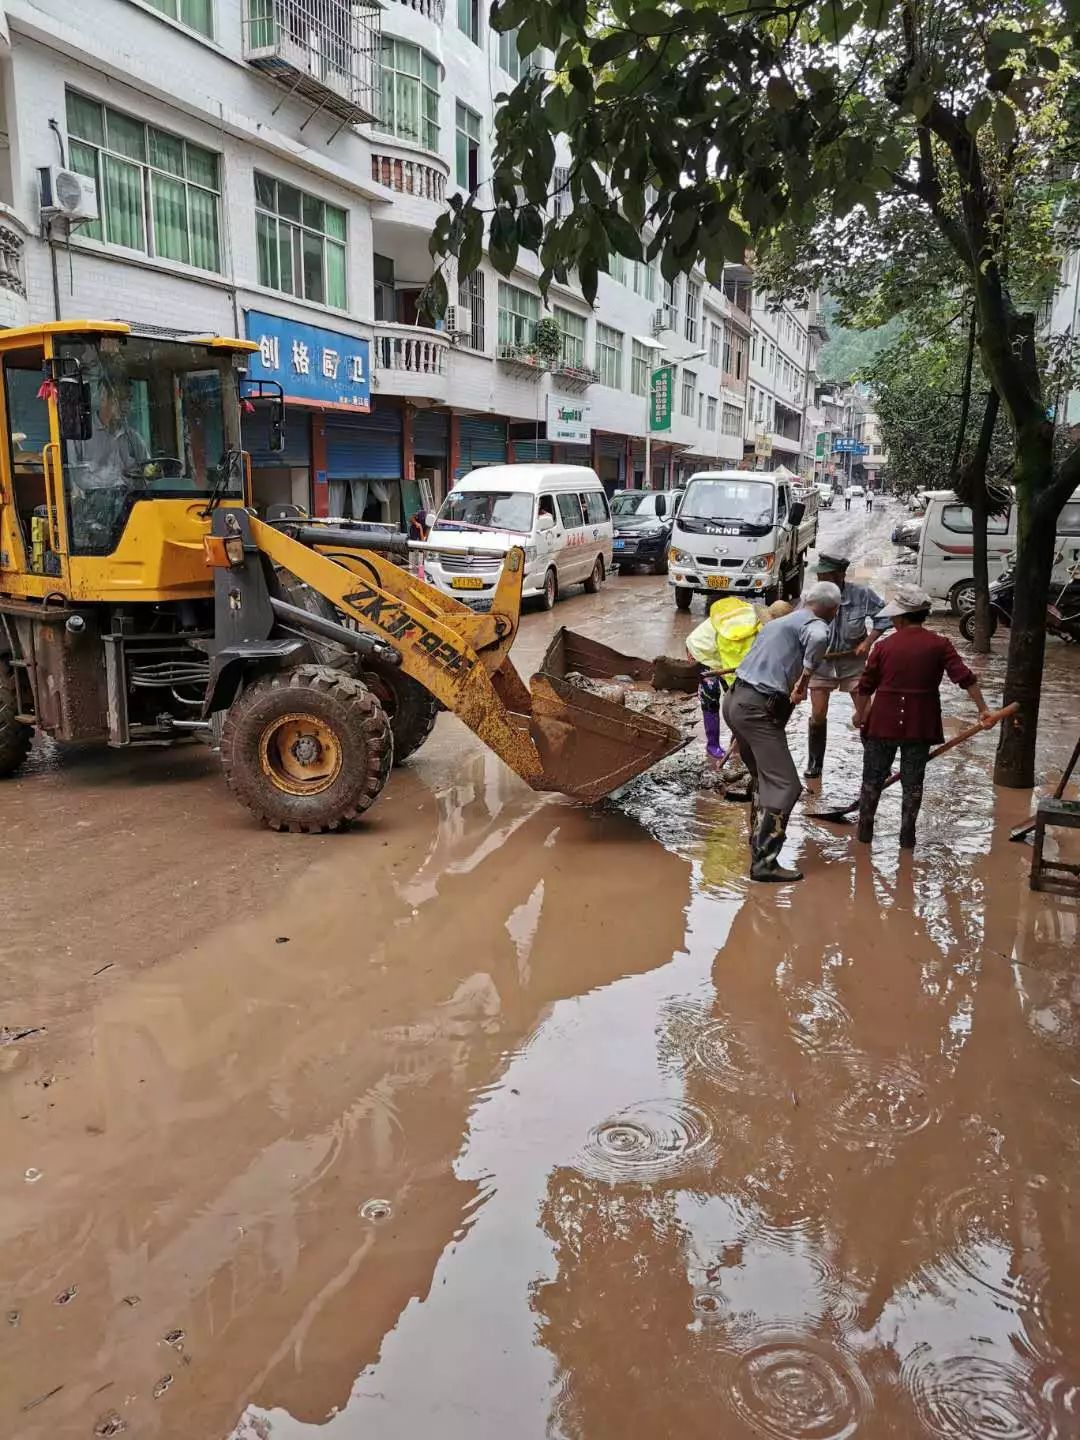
[[326, 408, 403, 479], [514, 440, 552, 463], [413, 409, 449, 458], [457, 416, 507, 477], [242, 407, 311, 468]]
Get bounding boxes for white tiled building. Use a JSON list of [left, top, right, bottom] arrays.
[[0, 0, 764, 521]]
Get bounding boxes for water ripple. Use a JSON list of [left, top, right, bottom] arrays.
[[576, 1099, 720, 1185], [902, 1348, 1054, 1440], [723, 1329, 872, 1440], [824, 1055, 936, 1150]]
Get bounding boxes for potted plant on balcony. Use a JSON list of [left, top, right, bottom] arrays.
[[532, 317, 562, 368]]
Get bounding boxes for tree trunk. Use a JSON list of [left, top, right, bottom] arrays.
[[966, 390, 1000, 655], [970, 477, 992, 654], [993, 425, 1058, 788]]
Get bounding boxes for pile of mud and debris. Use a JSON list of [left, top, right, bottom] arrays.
[[561, 669, 702, 736], [561, 655, 750, 797]]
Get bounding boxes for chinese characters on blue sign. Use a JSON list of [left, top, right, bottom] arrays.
[[833, 437, 870, 455], [245, 310, 370, 412]]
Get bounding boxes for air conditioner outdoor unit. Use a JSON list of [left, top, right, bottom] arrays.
[[39, 166, 100, 223], [651, 307, 669, 336], [445, 304, 466, 336]]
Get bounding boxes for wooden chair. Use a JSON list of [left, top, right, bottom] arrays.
[[1030, 798, 1080, 896]]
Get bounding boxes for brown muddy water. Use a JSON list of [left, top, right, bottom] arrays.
[[2, 504, 1079, 1440]]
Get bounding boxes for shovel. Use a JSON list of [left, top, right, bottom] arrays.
[[1008, 734, 1080, 842], [811, 703, 1019, 822]]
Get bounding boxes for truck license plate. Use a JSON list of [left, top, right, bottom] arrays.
[[451, 576, 485, 590], [706, 575, 730, 589]]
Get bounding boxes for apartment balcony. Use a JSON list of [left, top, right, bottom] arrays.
[[549, 359, 598, 392], [243, 0, 381, 130], [370, 143, 449, 231], [371, 322, 450, 401], [496, 342, 548, 381], [389, 0, 445, 20], [0, 205, 29, 329]]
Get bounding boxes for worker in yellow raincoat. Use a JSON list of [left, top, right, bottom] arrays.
[[686, 597, 793, 760]]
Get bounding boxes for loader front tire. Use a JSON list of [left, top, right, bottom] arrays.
[[220, 665, 393, 833], [0, 658, 32, 778], [361, 666, 439, 763]]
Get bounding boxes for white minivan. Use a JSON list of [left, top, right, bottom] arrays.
[[917, 488, 1080, 611], [423, 464, 614, 610]]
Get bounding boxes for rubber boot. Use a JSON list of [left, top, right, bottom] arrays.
[[899, 788, 922, 849], [804, 717, 827, 779], [750, 809, 804, 883], [702, 706, 726, 762], [857, 784, 880, 845]]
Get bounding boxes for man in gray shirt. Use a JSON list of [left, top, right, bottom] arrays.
[[722, 582, 842, 883], [804, 553, 885, 779]]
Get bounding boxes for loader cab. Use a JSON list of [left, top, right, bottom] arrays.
[[0, 323, 262, 603]]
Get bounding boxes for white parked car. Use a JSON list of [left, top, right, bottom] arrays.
[[423, 465, 613, 611], [847, 485, 866, 498]]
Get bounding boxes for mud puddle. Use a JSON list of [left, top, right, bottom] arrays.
[[3, 503, 1079, 1439]]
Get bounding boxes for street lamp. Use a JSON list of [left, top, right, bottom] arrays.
[[636, 340, 706, 488]]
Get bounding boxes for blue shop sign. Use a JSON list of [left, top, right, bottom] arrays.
[[244, 309, 370, 412]]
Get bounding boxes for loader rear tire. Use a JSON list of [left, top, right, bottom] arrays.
[[220, 665, 393, 833], [360, 666, 439, 763], [0, 658, 32, 778]]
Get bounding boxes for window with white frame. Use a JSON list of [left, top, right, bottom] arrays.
[[551, 165, 570, 220], [554, 306, 587, 368], [145, 0, 213, 36], [681, 368, 696, 417], [706, 396, 718, 430], [722, 333, 733, 374], [751, 327, 758, 364], [685, 280, 700, 343], [596, 323, 623, 387], [458, 0, 481, 44], [455, 102, 481, 191], [633, 260, 655, 301], [498, 281, 539, 349], [722, 402, 743, 436], [379, 40, 439, 152], [255, 173, 347, 307], [67, 91, 221, 271], [609, 252, 628, 286], [631, 338, 651, 396], [708, 320, 721, 368], [497, 27, 536, 80], [662, 276, 679, 330], [458, 268, 485, 350]]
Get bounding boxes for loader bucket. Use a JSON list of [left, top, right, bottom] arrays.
[[527, 628, 688, 803]]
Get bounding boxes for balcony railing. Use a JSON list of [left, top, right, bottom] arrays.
[[0, 218, 26, 300], [387, 0, 445, 20], [243, 0, 381, 128], [373, 323, 449, 376], [370, 150, 446, 204]]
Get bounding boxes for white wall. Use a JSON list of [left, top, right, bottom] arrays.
[[6, 0, 757, 464]]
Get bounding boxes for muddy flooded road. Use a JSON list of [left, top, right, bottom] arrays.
[[2, 501, 1079, 1439]]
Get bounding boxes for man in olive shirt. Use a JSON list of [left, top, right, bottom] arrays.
[[722, 582, 842, 883]]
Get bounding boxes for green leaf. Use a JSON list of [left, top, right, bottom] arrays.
[[579, 256, 599, 307], [516, 16, 540, 54], [424, 269, 448, 321], [766, 76, 797, 111], [861, 0, 893, 26], [519, 204, 544, 251], [628, 9, 676, 35], [966, 94, 993, 135], [490, 0, 531, 32], [488, 207, 520, 277], [583, 164, 607, 207], [1034, 46, 1060, 72], [602, 209, 642, 260], [986, 28, 1026, 54], [458, 207, 484, 278], [991, 101, 1017, 148], [590, 31, 635, 67]]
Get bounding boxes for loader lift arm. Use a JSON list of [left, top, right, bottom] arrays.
[[206, 510, 685, 831]]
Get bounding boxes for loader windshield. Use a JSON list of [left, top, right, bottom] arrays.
[[58, 337, 241, 555]]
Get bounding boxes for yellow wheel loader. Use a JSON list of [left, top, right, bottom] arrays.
[[0, 321, 684, 831]]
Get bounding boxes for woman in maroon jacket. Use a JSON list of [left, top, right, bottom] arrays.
[[856, 584, 993, 849]]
